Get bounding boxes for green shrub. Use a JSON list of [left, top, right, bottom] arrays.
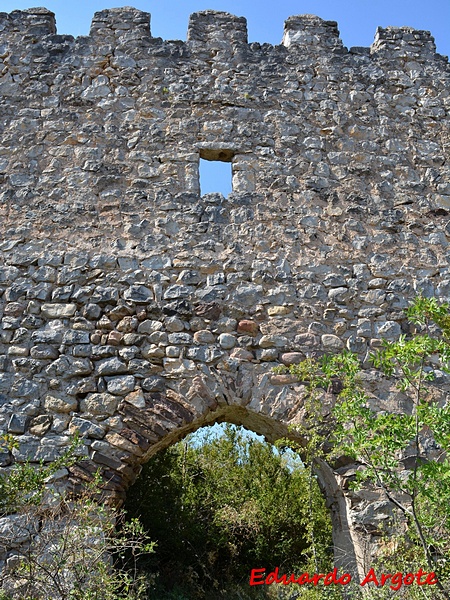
[[126, 424, 334, 598], [0, 438, 154, 600]]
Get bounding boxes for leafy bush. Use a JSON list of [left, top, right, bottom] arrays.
[[0, 438, 154, 600], [279, 296, 450, 600], [125, 424, 334, 599]]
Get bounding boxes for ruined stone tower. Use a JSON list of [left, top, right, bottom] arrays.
[[0, 6, 449, 580]]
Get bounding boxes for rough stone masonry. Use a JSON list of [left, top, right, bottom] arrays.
[[0, 6, 449, 582]]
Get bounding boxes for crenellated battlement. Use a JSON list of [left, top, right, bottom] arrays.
[[187, 10, 248, 47], [371, 26, 437, 60], [282, 15, 344, 53], [0, 7, 448, 65], [89, 7, 151, 42], [0, 7, 56, 36], [0, 6, 448, 242]]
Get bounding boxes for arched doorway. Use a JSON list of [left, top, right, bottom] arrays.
[[124, 421, 335, 598]]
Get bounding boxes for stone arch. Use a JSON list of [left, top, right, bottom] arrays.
[[65, 366, 365, 580], [122, 410, 363, 580]]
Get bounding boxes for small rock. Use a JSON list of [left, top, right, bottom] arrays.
[[163, 358, 196, 373], [374, 321, 401, 341], [90, 331, 102, 344], [280, 352, 304, 365], [117, 316, 138, 332], [4, 303, 25, 317], [122, 333, 143, 346], [141, 344, 165, 360], [214, 317, 237, 333], [63, 330, 90, 345], [0, 515, 38, 546], [259, 334, 288, 348], [108, 331, 123, 346], [321, 334, 344, 351], [29, 415, 52, 436], [141, 256, 171, 269], [81, 304, 102, 320], [163, 285, 191, 299], [194, 302, 221, 320], [189, 317, 206, 331], [123, 285, 153, 303], [8, 346, 29, 357], [267, 305, 291, 316], [357, 319, 372, 338], [194, 330, 215, 344], [164, 299, 193, 318], [44, 393, 78, 413], [30, 345, 59, 359], [7, 414, 27, 434], [346, 336, 367, 353], [69, 416, 105, 439], [97, 316, 114, 331], [218, 333, 236, 349], [137, 319, 163, 334], [233, 283, 263, 307], [229, 348, 254, 361], [11, 379, 40, 399], [237, 320, 259, 336], [106, 375, 135, 396], [124, 389, 146, 408], [165, 317, 184, 332], [40, 303, 77, 318], [207, 272, 225, 286], [96, 357, 128, 376], [166, 346, 180, 357], [294, 333, 320, 349], [146, 331, 168, 345], [258, 348, 279, 361], [167, 332, 193, 345], [142, 376, 165, 392], [80, 393, 119, 416]]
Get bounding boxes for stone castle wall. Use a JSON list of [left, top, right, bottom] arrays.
[[0, 6, 449, 581]]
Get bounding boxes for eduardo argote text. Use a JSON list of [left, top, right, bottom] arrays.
[[249, 567, 438, 591]]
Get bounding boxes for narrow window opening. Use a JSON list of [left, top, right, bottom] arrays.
[[199, 150, 233, 197]]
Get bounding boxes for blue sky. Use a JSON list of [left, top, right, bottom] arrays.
[[185, 422, 304, 470], [2, 1, 448, 195]]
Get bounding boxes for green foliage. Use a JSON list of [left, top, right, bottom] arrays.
[[0, 440, 154, 600], [125, 424, 334, 599], [0, 435, 81, 513], [280, 296, 450, 599]]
